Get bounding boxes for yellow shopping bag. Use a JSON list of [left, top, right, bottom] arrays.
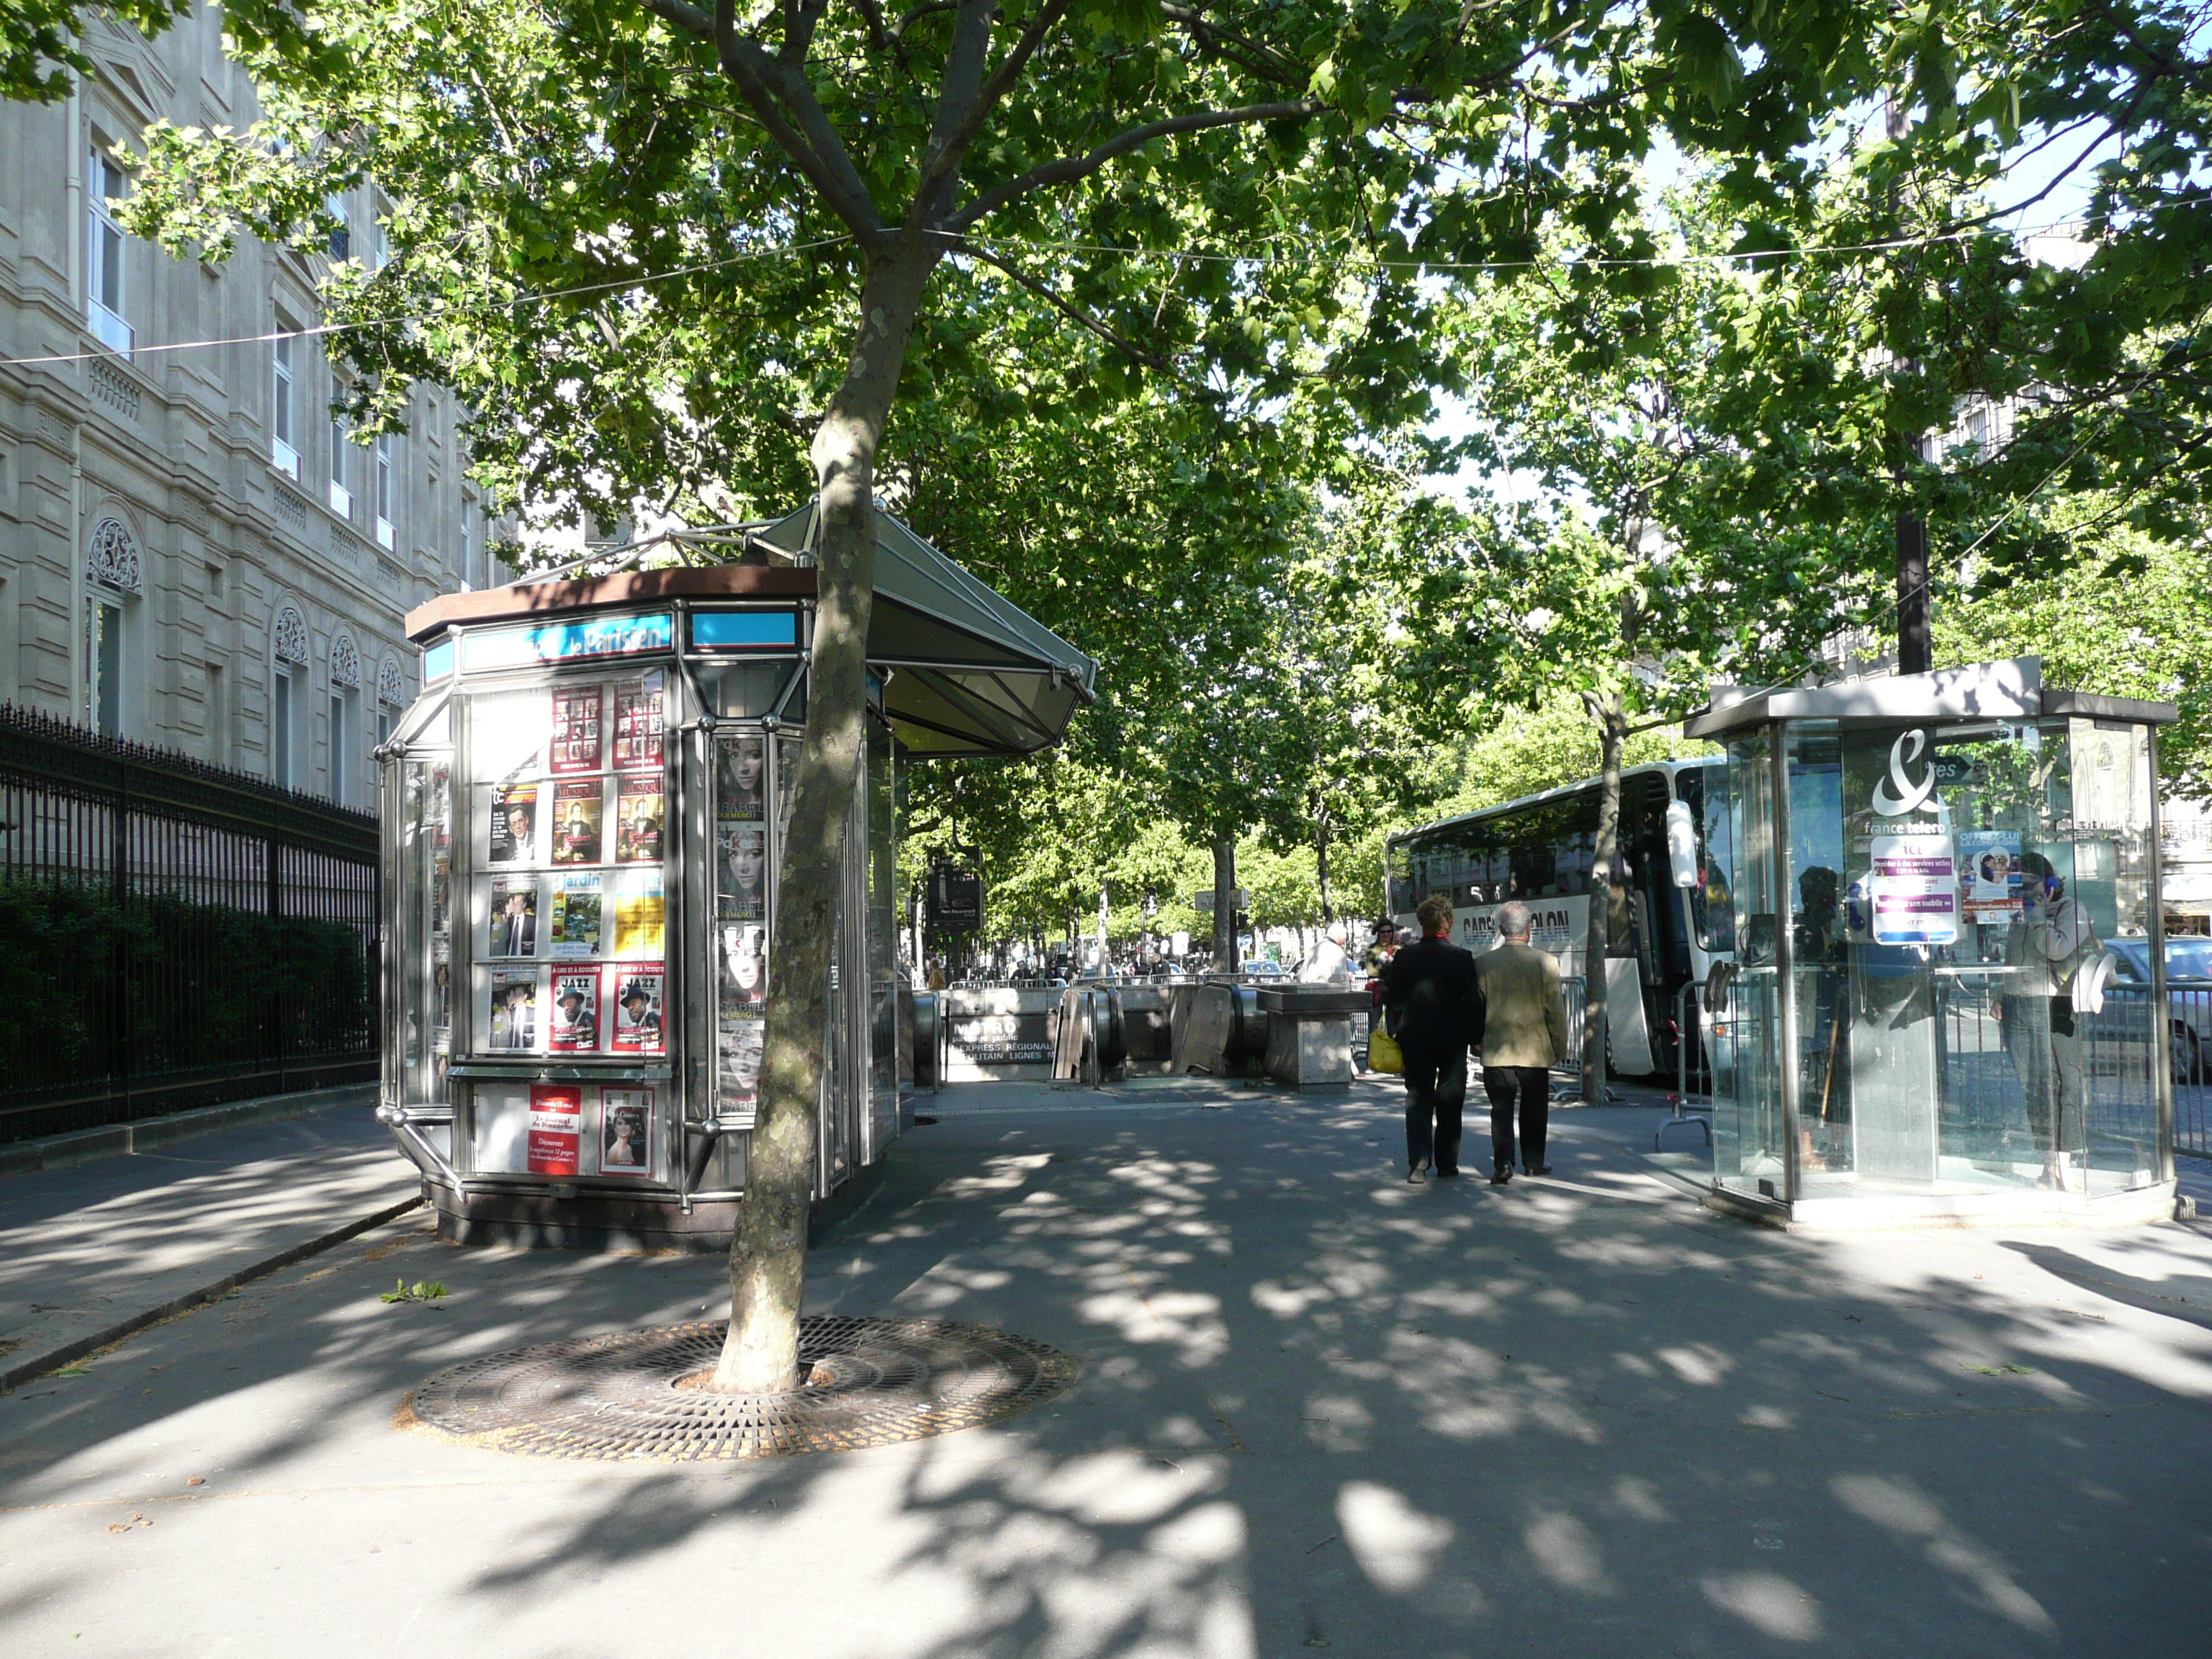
[[1367, 1025, 1404, 1075]]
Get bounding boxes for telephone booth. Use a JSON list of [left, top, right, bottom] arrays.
[[1688, 657, 2180, 1226], [374, 505, 1094, 1248]]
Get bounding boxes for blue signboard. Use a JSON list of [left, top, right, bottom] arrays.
[[691, 610, 800, 652], [461, 611, 675, 673], [422, 637, 455, 682]]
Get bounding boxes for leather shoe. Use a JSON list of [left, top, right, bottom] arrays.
[[1406, 1163, 1428, 1184], [1434, 1166, 1460, 1179], [1524, 1163, 1552, 1177], [1488, 1166, 1513, 1185]]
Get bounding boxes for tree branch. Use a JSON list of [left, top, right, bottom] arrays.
[[848, 0, 890, 54], [712, 0, 886, 238], [959, 238, 1184, 379], [910, 0, 1008, 227], [948, 98, 1323, 230], [1159, 4, 1303, 88]]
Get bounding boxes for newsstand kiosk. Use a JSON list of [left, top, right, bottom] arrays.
[[375, 505, 1094, 1249]]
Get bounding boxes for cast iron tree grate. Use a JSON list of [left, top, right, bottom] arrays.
[[400, 1315, 1080, 1460]]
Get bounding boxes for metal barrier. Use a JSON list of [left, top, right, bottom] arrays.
[[0, 703, 379, 1141], [1660, 979, 1714, 1150], [2155, 977, 2211, 1159], [1558, 974, 1587, 1079]]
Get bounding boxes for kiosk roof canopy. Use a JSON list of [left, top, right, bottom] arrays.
[[403, 507, 1096, 760], [1683, 656, 2177, 741]]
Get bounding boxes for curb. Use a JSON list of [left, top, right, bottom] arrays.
[[0, 1084, 378, 1181], [1, 1192, 423, 1394]]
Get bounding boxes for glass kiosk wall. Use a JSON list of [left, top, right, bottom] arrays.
[[1689, 660, 2177, 1226]]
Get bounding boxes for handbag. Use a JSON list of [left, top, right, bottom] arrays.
[[1367, 1025, 1405, 1075]]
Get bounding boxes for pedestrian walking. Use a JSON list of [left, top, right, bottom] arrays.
[[1379, 893, 1484, 1184], [1472, 899, 1569, 1183]]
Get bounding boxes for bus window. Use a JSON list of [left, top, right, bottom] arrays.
[[1684, 761, 1736, 953]]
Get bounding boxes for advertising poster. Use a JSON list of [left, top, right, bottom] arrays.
[[549, 873, 603, 957], [613, 868, 666, 957], [608, 963, 665, 1054], [599, 1087, 653, 1176], [526, 1083, 582, 1176], [1871, 833, 1960, 946], [547, 968, 599, 1053], [720, 922, 768, 1010], [612, 672, 665, 771], [1956, 829, 2022, 923], [488, 783, 537, 864], [549, 684, 604, 774], [719, 1015, 765, 1127], [717, 734, 767, 822], [716, 824, 766, 920], [551, 778, 604, 865], [487, 873, 539, 956], [487, 967, 539, 1051], [616, 775, 663, 863]]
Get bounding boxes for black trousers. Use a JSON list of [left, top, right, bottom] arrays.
[[1483, 1064, 1550, 1171], [1403, 1046, 1466, 1172]]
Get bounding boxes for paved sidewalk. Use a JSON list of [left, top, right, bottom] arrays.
[[3, 1075, 2209, 1657], [0, 1092, 420, 1391]]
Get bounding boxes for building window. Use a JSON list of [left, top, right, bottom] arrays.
[[273, 664, 296, 786], [328, 384, 352, 518], [87, 593, 125, 734], [325, 192, 350, 261], [329, 689, 356, 806], [374, 431, 395, 550], [271, 332, 299, 478], [86, 150, 132, 356], [460, 505, 474, 590]]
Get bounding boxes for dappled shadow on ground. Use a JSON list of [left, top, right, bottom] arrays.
[[4, 1084, 2212, 1655]]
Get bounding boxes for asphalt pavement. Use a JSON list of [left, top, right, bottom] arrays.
[[3, 1076, 2210, 1657]]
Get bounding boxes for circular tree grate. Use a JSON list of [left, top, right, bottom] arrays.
[[400, 1316, 1080, 1460]]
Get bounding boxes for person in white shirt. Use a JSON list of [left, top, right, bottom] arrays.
[[1298, 922, 1352, 984], [1999, 851, 2092, 1189]]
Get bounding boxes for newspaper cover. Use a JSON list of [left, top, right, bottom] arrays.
[[526, 1083, 582, 1176], [598, 1087, 653, 1176], [613, 868, 666, 957], [616, 774, 664, 863], [608, 963, 665, 1054], [549, 683, 604, 774], [720, 922, 768, 1011], [487, 967, 539, 1051], [718, 1014, 765, 1129], [612, 671, 666, 771], [488, 783, 538, 864], [551, 778, 604, 865], [549, 872, 603, 958], [487, 873, 539, 957], [547, 968, 600, 1053], [716, 734, 766, 822], [716, 823, 766, 920]]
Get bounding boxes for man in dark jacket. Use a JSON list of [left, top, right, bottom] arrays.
[[1380, 892, 1484, 1183]]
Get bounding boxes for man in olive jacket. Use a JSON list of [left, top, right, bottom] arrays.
[[1473, 899, 1569, 1182]]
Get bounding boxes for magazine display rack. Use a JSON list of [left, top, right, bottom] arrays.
[[377, 508, 1095, 1249]]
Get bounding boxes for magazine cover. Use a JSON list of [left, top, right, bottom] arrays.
[[615, 774, 664, 863], [431, 865, 452, 937], [547, 968, 600, 1053], [720, 922, 768, 1010], [487, 967, 539, 1051], [487, 873, 539, 957], [608, 963, 665, 1054], [431, 762, 452, 854], [526, 1083, 582, 1176], [716, 824, 766, 920], [551, 778, 604, 865], [549, 873, 603, 958], [549, 683, 604, 774], [598, 1087, 653, 1176], [613, 868, 666, 957], [612, 671, 666, 771], [718, 1015, 765, 1127], [488, 783, 538, 864], [716, 734, 767, 822]]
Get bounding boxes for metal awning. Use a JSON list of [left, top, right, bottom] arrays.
[[756, 504, 1098, 759]]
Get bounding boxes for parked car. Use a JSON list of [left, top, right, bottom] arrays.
[[2104, 938, 2212, 1084], [1241, 958, 1290, 979]]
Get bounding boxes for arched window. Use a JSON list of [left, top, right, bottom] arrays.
[[329, 634, 363, 807], [271, 601, 309, 787], [84, 516, 141, 734]]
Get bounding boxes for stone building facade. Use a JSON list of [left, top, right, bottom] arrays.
[[0, 11, 511, 806]]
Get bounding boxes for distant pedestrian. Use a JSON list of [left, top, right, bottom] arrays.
[[1380, 894, 1484, 1184], [1359, 920, 1396, 979], [1472, 899, 1569, 1183], [1299, 922, 1352, 984]]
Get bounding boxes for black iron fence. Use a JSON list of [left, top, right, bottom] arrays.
[[0, 704, 379, 1141]]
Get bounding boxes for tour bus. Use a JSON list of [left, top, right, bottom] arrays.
[[1382, 760, 1727, 1081]]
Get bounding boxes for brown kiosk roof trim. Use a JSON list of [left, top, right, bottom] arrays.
[[406, 566, 814, 645]]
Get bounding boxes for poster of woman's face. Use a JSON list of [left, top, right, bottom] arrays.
[[719, 826, 766, 919], [722, 924, 768, 1003], [720, 737, 766, 819]]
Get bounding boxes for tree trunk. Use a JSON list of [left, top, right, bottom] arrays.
[[1211, 837, 1237, 971], [1580, 689, 1626, 1108], [1316, 803, 1334, 925], [712, 246, 935, 1393]]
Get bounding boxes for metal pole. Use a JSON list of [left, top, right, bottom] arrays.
[[1770, 727, 1802, 1205], [2149, 727, 2175, 1187]]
